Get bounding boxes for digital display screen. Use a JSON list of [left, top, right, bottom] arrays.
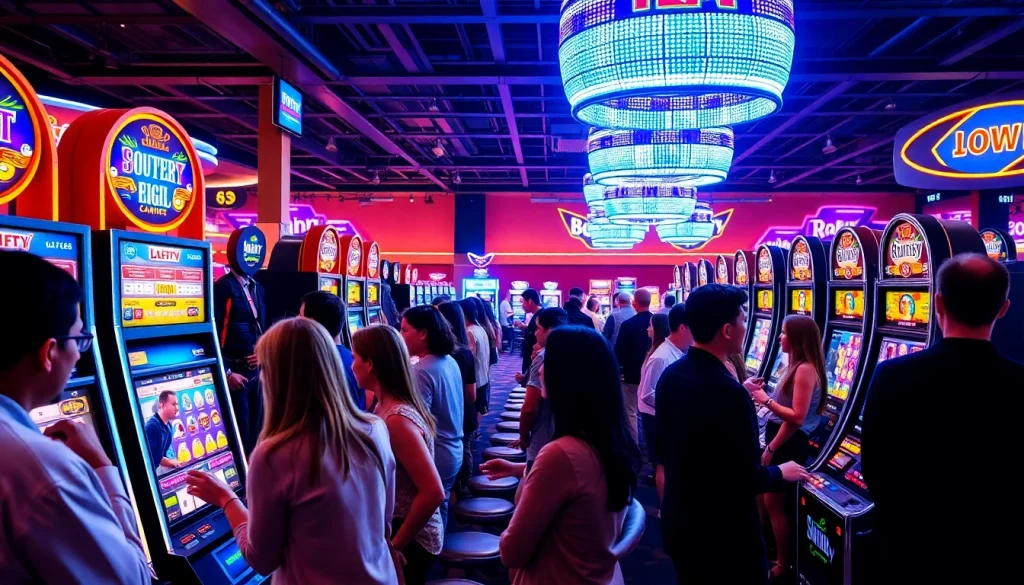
[[347, 279, 363, 308], [768, 352, 786, 386], [790, 289, 812, 316], [745, 318, 772, 372], [134, 367, 240, 524], [833, 289, 865, 320], [30, 389, 95, 435], [212, 540, 257, 584], [368, 310, 382, 325], [348, 313, 364, 335], [756, 289, 773, 312], [367, 282, 380, 306], [877, 337, 926, 364], [319, 276, 340, 296], [273, 77, 302, 136], [120, 241, 205, 327], [824, 331, 862, 404], [884, 291, 930, 328], [0, 226, 79, 279]]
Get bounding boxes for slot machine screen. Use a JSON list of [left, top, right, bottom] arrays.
[[133, 367, 241, 525], [745, 317, 772, 371], [756, 289, 773, 312], [883, 291, 930, 329], [876, 336, 926, 364], [824, 331, 863, 404], [347, 279, 364, 309], [833, 289, 865, 320], [319, 276, 340, 296], [768, 352, 787, 386], [30, 391, 96, 435], [790, 289, 812, 316], [119, 241, 205, 328], [348, 313, 365, 335], [367, 282, 380, 307]]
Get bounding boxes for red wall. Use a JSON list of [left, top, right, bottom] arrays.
[[453, 264, 675, 296]]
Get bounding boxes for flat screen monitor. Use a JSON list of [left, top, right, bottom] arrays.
[[883, 291, 930, 329], [876, 336, 927, 364], [367, 282, 380, 307], [348, 313, 365, 335], [756, 289, 773, 312], [824, 330, 863, 405], [790, 289, 812, 316], [319, 276, 340, 296], [745, 317, 772, 372], [0, 224, 80, 278], [133, 367, 241, 525], [120, 240, 205, 328], [768, 352, 787, 386], [368, 310, 382, 325], [833, 289, 865, 321], [346, 279, 363, 309], [30, 389, 96, 435]]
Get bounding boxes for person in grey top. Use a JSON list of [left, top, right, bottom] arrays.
[[518, 308, 568, 466], [400, 306, 466, 529], [602, 292, 637, 348]]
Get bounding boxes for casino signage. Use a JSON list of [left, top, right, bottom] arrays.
[[884, 221, 929, 278], [755, 206, 888, 250], [343, 234, 362, 276], [832, 229, 865, 280], [895, 94, 1024, 190], [734, 252, 749, 285], [0, 69, 40, 205], [558, 207, 735, 251], [789, 239, 813, 281], [756, 247, 773, 284], [226, 226, 266, 277]]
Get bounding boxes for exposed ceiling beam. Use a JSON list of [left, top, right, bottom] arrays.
[[481, 0, 527, 186], [869, 17, 930, 57], [75, 75, 272, 86], [2, 14, 198, 25], [773, 136, 895, 189], [940, 18, 1024, 65], [733, 81, 855, 165]]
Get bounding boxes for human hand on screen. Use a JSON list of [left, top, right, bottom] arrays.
[[778, 461, 810, 483], [186, 470, 235, 508], [227, 372, 248, 391], [479, 459, 526, 481], [44, 419, 111, 470]]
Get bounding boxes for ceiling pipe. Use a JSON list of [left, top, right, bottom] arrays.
[[235, 0, 342, 82]]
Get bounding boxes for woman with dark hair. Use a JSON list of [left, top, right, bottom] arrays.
[[480, 299, 502, 365], [645, 313, 671, 363], [499, 326, 642, 585], [400, 306, 465, 528], [456, 299, 492, 416], [436, 302, 479, 498]]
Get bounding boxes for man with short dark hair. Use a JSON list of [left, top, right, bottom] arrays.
[[657, 284, 806, 584], [144, 390, 181, 473], [660, 293, 676, 315], [516, 288, 542, 375], [862, 254, 1022, 584], [568, 286, 585, 300], [518, 308, 569, 470], [431, 294, 451, 306], [0, 251, 150, 584], [563, 296, 597, 329], [300, 291, 365, 410], [614, 288, 654, 441]]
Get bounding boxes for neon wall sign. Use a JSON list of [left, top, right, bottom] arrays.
[[0, 67, 41, 205], [755, 206, 888, 250], [209, 204, 360, 238], [558, 207, 734, 251], [895, 94, 1024, 189]]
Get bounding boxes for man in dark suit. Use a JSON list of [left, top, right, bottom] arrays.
[[614, 288, 654, 441], [862, 254, 1023, 584], [213, 267, 266, 455], [564, 296, 597, 329], [516, 288, 542, 376], [657, 284, 806, 584]]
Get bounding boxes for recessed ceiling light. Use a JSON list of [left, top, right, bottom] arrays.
[[823, 135, 837, 155]]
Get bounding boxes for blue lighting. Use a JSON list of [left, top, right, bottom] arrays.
[[657, 201, 716, 244], [588, 127, 734, 186], [589, 205, 648, 245], [583, 173, 608, 205], [559, 0, 795, 129], [603, 184, 697, 224]]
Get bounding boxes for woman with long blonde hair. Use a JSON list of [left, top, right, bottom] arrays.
[[747, 314, 826, 583], [353, 325, 446, 585], [186, 318, 399, 584]]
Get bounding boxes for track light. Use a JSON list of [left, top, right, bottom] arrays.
[[425, 194, 435, 205], [452, 171, 461, 185], [325, 136, 337, 152], [768, 170, 777, 185], [371, 170, 381, 186], [856, 175, 863, 185], [428, 98, 439, 112], [431, 139, 446, 158], [409, 194, 414, 203], [823, 135, 837, 155], [885, 98, 896, 111]]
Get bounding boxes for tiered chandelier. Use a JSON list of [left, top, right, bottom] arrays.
[[563, 0, 795, 250]]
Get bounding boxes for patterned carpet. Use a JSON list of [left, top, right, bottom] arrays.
[[439, 352, 678, 584]]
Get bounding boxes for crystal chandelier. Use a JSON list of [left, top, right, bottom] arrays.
[[657, 200, 717, 245], [603, 184, 698, 225], [588, 127, 735, 187]]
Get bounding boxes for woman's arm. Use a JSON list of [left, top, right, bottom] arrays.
[[229, 447, 289, 575], [765, 365, 816, 451], [499, 443, 576, 568], [463, 382, 477, 412], [385, 416, 446, 550]]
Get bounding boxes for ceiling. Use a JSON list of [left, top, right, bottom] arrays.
[[3, 0, 1024, 194]]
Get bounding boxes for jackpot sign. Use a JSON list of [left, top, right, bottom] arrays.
[[107, 114, 199, 232], [790, 239, 812, 281], [559, 207, 734, 250], [832, 230, 864, 279], [885, 221, 929, 278], [895, 95, 1024, 190], [757, 247, 773, 284], [0, 69, 40, 205], [756, 207, 887, 250]]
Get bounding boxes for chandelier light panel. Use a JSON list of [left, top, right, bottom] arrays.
[[656, 200, 717, 245], [588, 127, 735, 187], [559, 0, 796, 130], [604, 184, 698, 224], [589, 205, 648, 246]]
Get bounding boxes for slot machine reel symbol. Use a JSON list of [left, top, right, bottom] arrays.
[[108, 172, 138, 196], [0, 147, 31, 183], [171, 185, 193, 213]]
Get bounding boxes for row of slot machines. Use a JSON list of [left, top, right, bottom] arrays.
[[414, 281, 456, 307], [723, 213, 1020, 585], [1, 215, 264, 584]]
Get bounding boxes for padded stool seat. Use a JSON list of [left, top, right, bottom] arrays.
[[427, 580, 485, 585], [506, 397, 524, 403], [489, 432, 519, 446], [508, 391, 525, 397], [439, 532, 501, 567], [500, 411, 521, 421], [497, 421, 520, 432], [468, 475, 519, 498], [482, 446, 525, 462], [504, 403, 522, 411], [454, 497, 515, 525]]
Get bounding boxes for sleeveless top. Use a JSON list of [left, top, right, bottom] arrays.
[[766, 363, 822, 435], [376, 402, 444, 555]]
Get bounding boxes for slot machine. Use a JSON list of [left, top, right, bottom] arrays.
[[510, 280, 530, 322], [797, 214, 983, 585], [642, 286, 661, 313], [715, 254, 734, 285], [680, 262, 697, 300], [92, 230, 265, 585], [539, 281, 562, 308], [255, 226, 343, 323], [340, 235, 367, 335], [696, 258, 714, 290], [982, 227, 1024, 363], [464, 275, 501, 315], [363, 241, 382, 325], [615, 276, 637, 298], [669, 267, 682, 306], [415, 281, 425, 306], [742, 245, 786, 379], [734, 250, 755, 354], [764, 236, 828, 393]]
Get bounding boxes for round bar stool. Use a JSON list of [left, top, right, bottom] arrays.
[[504, 403, 522, 411], [482, 446, 525, 462], [509, 391, 525, 398], [454, 497, 515, 526], [499, 411, 521, 421], [506, 397, 524, 403], [439, 532, 501, 569], [468, 475, 519, 499], [496, 421, 519, 433], [489, 432, 518, 446]]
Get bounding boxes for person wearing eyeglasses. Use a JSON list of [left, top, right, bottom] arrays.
[[0, 250, 149, 584]]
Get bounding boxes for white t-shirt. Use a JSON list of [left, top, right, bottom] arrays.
[[500, 300, 513, 325], [638, 339, 685, 417]]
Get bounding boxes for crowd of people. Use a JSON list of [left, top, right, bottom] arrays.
[[0, 249, 1019, 585]]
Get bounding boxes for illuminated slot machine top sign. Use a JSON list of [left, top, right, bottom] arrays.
[[0, 53, 58, 219]]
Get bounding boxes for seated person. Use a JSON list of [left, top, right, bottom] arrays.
[[300, 291, 366, 410], [0, 250, 150, 584]]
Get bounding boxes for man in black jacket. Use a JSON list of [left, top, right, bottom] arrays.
[[614, 288, 653, 441], [516, 288, 542, 375], [656, 284, 806, 584], [862, 254, 1023, 584], [564, 296, 596, 329]]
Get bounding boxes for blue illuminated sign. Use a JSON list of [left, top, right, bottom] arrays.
[[896, 94, 1024, 190], [273, 77, 303, 136]]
